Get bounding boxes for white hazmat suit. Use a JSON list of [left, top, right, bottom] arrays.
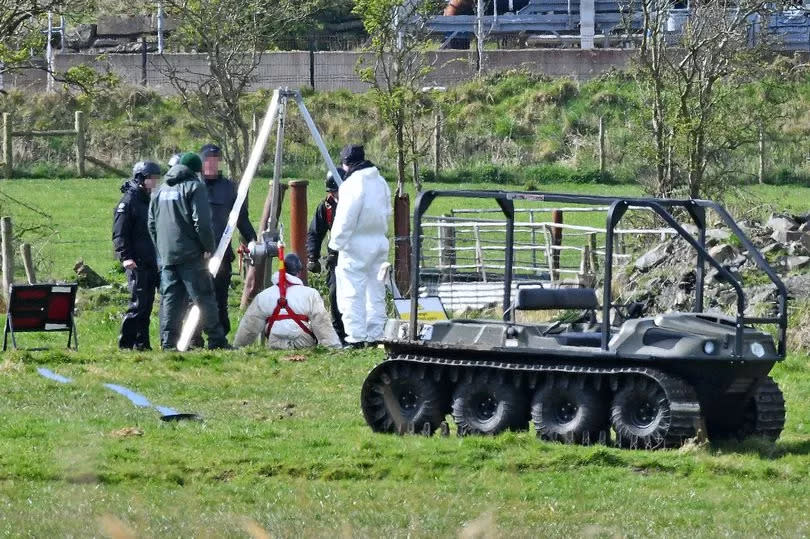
[[328, 165, 392, 344], [233, 271, 341, 349]]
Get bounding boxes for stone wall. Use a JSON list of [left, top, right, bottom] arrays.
[[4, 49, 636, 94]]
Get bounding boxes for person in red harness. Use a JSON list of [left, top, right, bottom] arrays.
[[232, 252, 341, 349]]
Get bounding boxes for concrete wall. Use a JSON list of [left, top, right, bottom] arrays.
[[4, 49, 636, 94]]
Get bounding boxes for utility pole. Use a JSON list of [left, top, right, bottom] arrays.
[[46, 12, 54, 93], [157, 1, 165, 54], [476, 0, 484, 75]]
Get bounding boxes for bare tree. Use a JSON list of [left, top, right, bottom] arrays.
[[0, 0, 86, 77], [354, 0, 443, 194], [633, 0, 780, 198], [158, 0, 316, 177]]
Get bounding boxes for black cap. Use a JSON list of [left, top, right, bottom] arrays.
[[326, 168, 346, 192], [132, 161, 161, 182], [284, 253, 302, 276], [200, 144, 221, 158], [340, 144, 365, 166]]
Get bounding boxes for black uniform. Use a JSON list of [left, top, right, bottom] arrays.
[[113, 180, 159, 350], [306, 193, 345, 343], [203, 173, 256, 336]]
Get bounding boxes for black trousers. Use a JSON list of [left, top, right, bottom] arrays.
[[189, 259, 231, 346], [326, 261, 345, 344], [119, 266, 158, 350]]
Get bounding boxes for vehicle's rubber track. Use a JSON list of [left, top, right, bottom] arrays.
[[361, 355, 703, 449], [747, 376, 785, 441]]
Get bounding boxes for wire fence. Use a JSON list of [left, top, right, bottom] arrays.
[[417, 205, 675, 313]]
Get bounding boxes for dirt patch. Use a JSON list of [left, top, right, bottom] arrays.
[[110, 427, 144, 438], [98, 514, 135, 539]]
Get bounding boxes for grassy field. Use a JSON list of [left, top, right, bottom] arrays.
[[3, 176, 808, 284], [1, 177, 810, 536]]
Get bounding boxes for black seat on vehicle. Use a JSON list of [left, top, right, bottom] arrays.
[[515, 287, 599, 311], [553, 331, 602, 347]]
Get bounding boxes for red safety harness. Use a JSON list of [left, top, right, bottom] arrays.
[[264, 244, 315, 339], [325, 194, 337, 228]]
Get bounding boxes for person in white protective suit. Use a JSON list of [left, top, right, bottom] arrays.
[[328, 144, 392, 347], [232, 253, 342, 349]]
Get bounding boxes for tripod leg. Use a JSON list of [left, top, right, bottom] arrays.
[[294, 92, 343, 188]]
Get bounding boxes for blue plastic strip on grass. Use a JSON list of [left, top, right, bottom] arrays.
[[103, 383, 179, 415], [37, 367, 73, 384], [37, 367, 180, 416], [104, 383, 152, 407]]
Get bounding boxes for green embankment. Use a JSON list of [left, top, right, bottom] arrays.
[[4, 70, 810, 188]]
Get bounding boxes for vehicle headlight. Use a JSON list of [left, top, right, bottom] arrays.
[[703, 341, 717, 355], [750, 342, 766, 358]]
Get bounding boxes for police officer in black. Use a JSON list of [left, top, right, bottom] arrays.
[[199, 144, 257, 336], [113, 161, 161, 350], [306, 168, 346, 344]]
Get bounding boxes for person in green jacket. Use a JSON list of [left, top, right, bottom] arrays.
[[148, 152, 229, 350]]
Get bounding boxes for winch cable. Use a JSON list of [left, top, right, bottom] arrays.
[[36, 367, 199, 421]]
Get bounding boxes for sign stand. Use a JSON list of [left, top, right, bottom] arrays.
[[3, 283, 78, 351]]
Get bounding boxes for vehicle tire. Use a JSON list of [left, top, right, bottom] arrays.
[[610, 377, 671, 449], [531, 376, 607, 444], [452, 371, 527, 435], [361, 362, 447, 434]]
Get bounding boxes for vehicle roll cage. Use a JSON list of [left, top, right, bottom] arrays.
[[409, 190, 788, 359]]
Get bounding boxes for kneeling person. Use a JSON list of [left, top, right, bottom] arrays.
[[233, 253, 341, 349]]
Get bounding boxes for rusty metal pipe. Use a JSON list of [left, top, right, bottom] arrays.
[[289, 179, 309, 284], [394, 193, 411, 297]]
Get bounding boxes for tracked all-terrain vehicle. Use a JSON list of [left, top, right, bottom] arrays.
[[361, 191, 789, 449]]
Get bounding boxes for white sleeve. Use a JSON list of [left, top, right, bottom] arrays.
[[384, 178, 393, 220], [328, 178, 363, 252], [232, 297, 266, 347], [308, 292, 342, 348]]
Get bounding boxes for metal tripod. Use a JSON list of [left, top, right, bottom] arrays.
[[176, 87, 341, 351]]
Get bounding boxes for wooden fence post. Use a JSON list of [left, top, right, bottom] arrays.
[[2, 113, 11, 179], [1, 217, 13, 301], [75, 111, 86, 177], [251, 113, 258, 148], [598, 116, 605, 175], [758, 122, 765, 184], [20, 243, 35, 284], [141, 36, 148, 86], [433, 109, 442, 177], [551, 209, 563, 280], [588, 232, 598, 274]]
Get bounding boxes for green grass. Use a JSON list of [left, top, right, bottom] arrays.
[[2, 177, 810, 536], [3, 343, 810, 536], [5, 176, 808, 284]]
